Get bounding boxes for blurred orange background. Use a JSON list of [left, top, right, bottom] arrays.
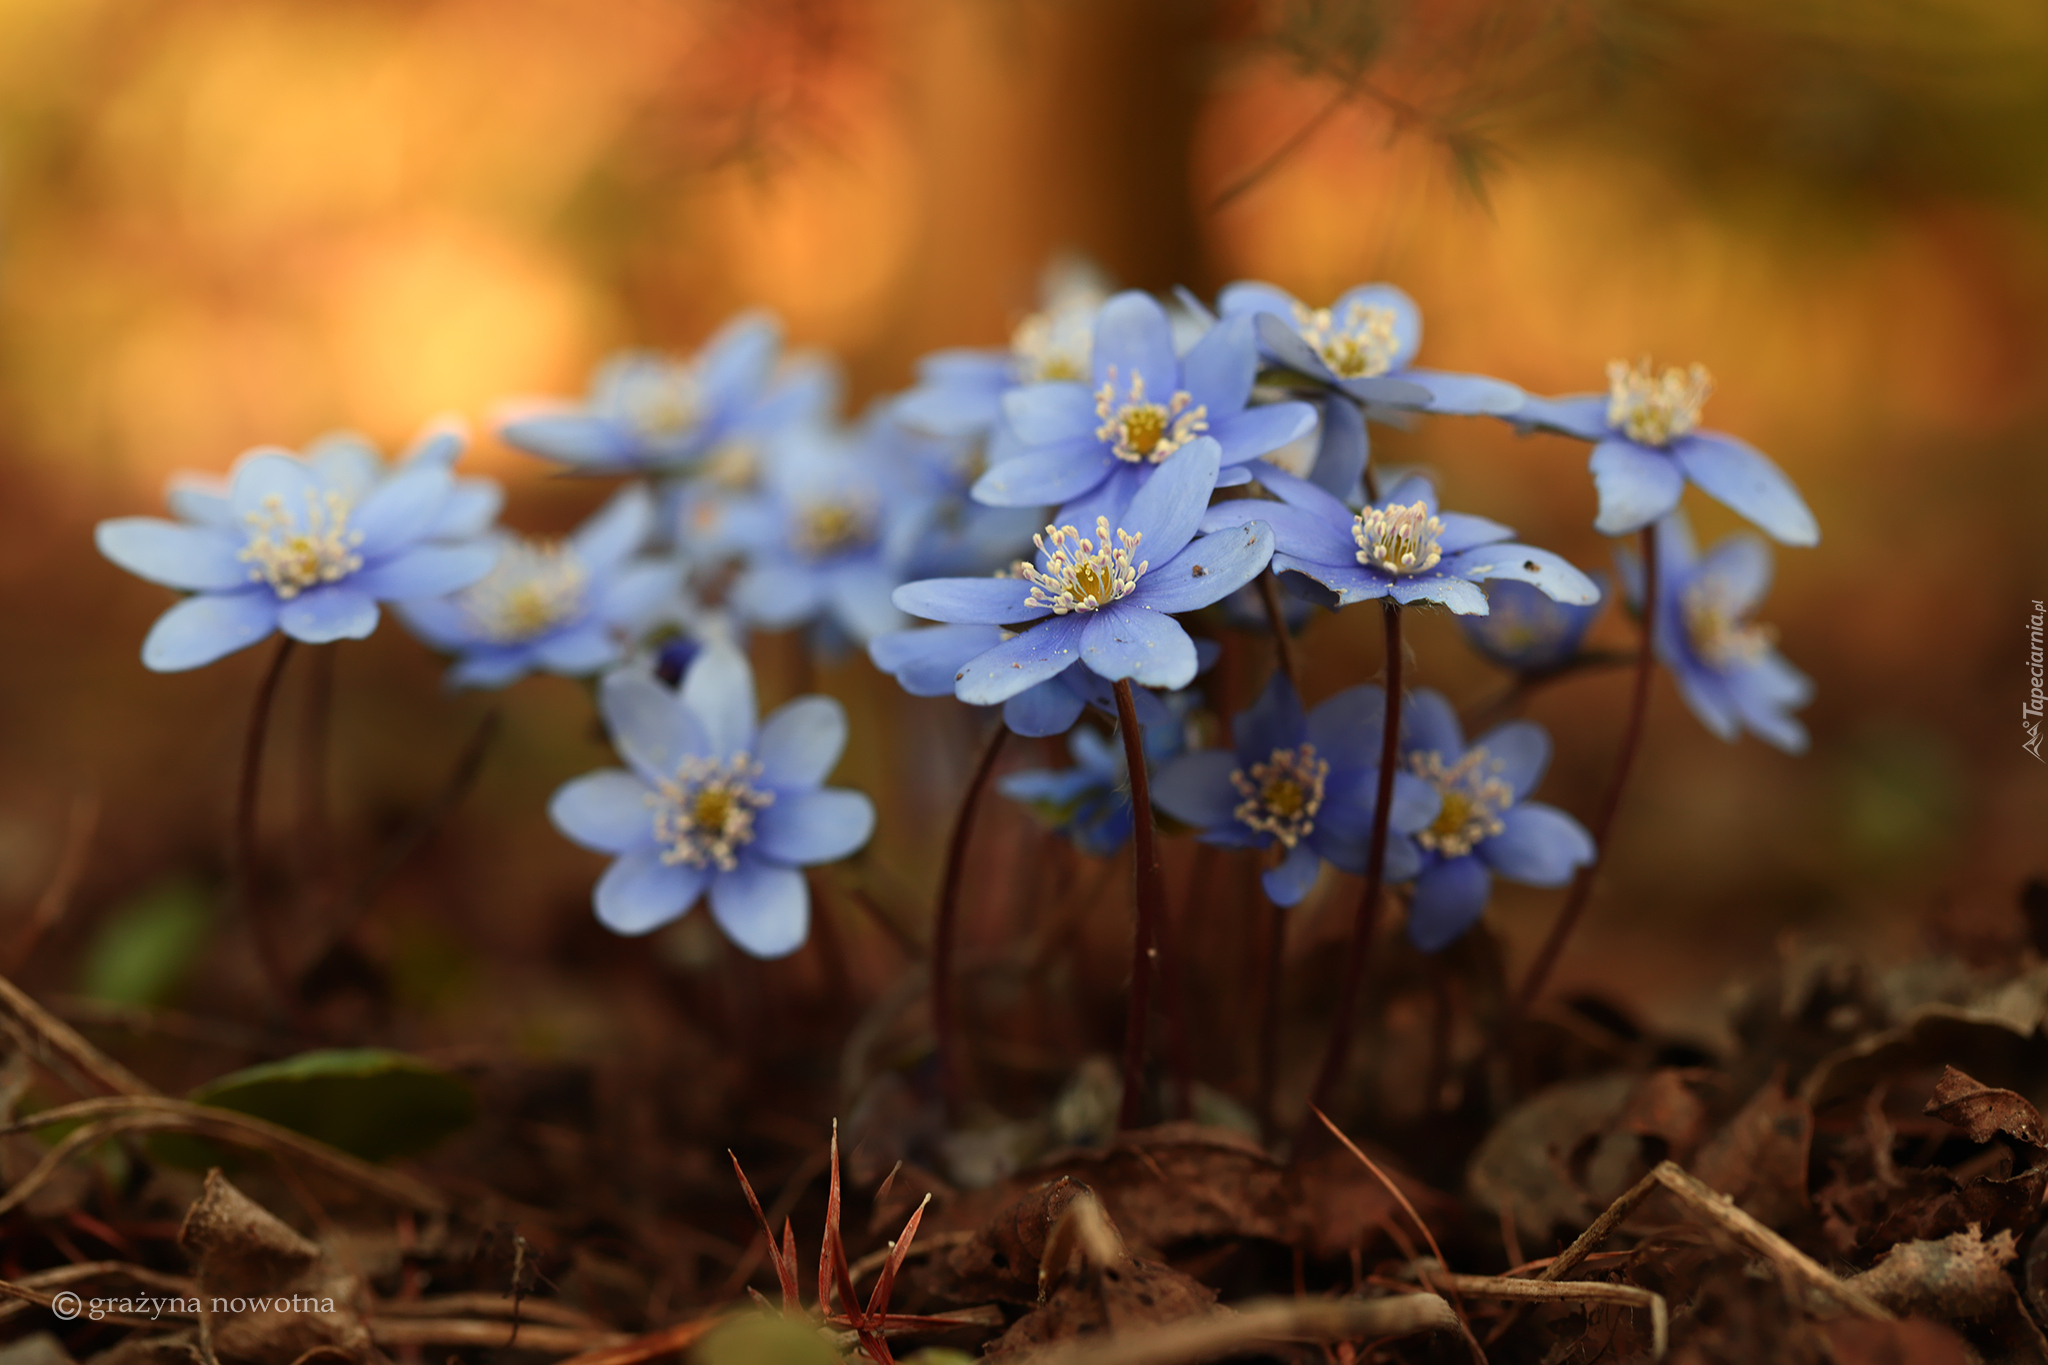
[[1, 0, 2044, 1070]]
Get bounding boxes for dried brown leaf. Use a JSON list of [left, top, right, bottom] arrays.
[[1924, 1066, 2048, 1147]]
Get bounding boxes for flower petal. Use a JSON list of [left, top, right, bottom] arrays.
[[1307, 685, 1386, 763], [1589, 441, 1685, 537], [1697, 532, 1774, 615], [352, 463, 455, 558], [1389, 576, 1491, 614], [1473, 720, 1551, 800], [697, 311, 781, 402], [709, 860, 810, 959], [1152, 749, 1242, 829], [533, 623, 620, 675], [1408, 368, 1525, 416], [1179, 314, 1256, 418], [228, 449, 319, 522], [354, 544, 497, 600], [1218, 280, 1306, 324], [1139, 522, 1275, 614], [431, 480, 505, 540], [595, 848, 707, 936], [1080, 604, 1198, 689], [892, 576, 1042, 626], [825, 562, 910, 643], [500, 413, 634, 469], [1309, 394, 1368, 501], [278, 586, 379, 643], [1091, 291, 1179, 396], [1480, 802, 1593, 887], [870, 624, 1004, 695], [1674, 432, 1819, 547], [550, 769, 655, 854], [1002, 676, 1088, 736], [1408, 856, 1492, 952], [1335, 282, 1423, 370], [1436, 512, 1515, 555], [1402, 688, 1465, 760], [1119, 437, 1219, 558], [1513, 393, 1609, 441], [600, 669, 707, 782], [1443, 543, 1600, 606], [971, 436, 1114, 508], [96, 519, 248, 590], [1250, 312, 1336, 382], [955, 613, 1088, 705], [1001, 382, 1097, 445], [141, 591, 279, 671], [754, 788, 874, 865], [1208, 402, 1319, 465], [570, 484, 656, 570], [755, 695, 848, 788], [1262, 843, 1323, 907], [1235, 670, 1306, 763], [682, 643, 758, 758]]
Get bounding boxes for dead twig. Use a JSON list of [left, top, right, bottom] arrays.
[[367, 1318, 627, 1353], [0, 968, 156, 1097], [1012, 1293, 1456, 1365], [1419, 1266, 1668, 1360], [0, 1262, 198, 1326]]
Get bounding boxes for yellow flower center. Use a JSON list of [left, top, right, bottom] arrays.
[[1021, 517, 1147, 614], [1410, 747, 1512, 858], [461, 540, 588, 641], [651, 754, 774, 872], [1353, 501, 1445, 576], [238, 490, 365, 599], [1094, 367, 1208, 464], [1606, 357, 1711, 447], [702, 440, 759, 490], [622, 367, 703, 440], [1291, 301, 1399, 378], [793, 499, 877, 558], [1011, 298, 1099, 383], [1230, 744, 1329, 848], [1682, 581, 1775, 670]]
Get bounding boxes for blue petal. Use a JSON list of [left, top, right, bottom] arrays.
[[1473, 720, 1551, 800], [1442, 543, 1599, 606], [681, 644, 758, 758], [500, 413, 632, 468], [533, 623, 620, 676], [600, 669, 707, 783], [1249, 458, 1356, 528], [1120, 437, 1219, 559], [971, 436, 1113, 508], [1199, 498, 1349, 564], [1001, 383, 1097, 445], [399, 425, 465, 469], [1697, 533, 1774, 615], [97, 518, 248, 591], [165, 477, 234, 527], [1236, 670, 1306, 763], [1402, 688, 1465, 760], [550, 768, 655, 854], [1379, 473, 1439, 513], [352, 464, 455, 558], [571, 484, 656, 570], [1250, 312, 1336, 383], [754, 788, 874, 865], [1262, 843, 1323, 907], [1388, 769, 1443, 834], [1152, 749, 1242, 828], [956, 613, 1088, 705], [228, 449, 319, 522], [1436, 512, 1515, 555], [141, 591, 279, 671], [1383, 832, 1424, 882], [1389, 576, 1490, 614], [1307, 685, 1386, 764], [1480, 802, 1593, 887], [1138, 522, 1275, 614], [431, 480, 505, 540], [825, 562, 910, 643], [697, 311, 781, 403], [1589, 441, 1685, 537], [1670, 657, 1744, 742], [1513, 393, 1609, 441], [1179, 314, 1256, 418], [870, 623, 1003, 695], [755, 696, 847, 787], [892, 576, 1041, 626], [1091, 291, 1179, 397], [1000, 766, 1102, 807], [278, 586, 379, 643], [1080, 604, 1198, 689], [1217, 280, 1305, 323], [1271, 555, 1391, 606], [731, 561, 825, 631], [595, 848, 707, 936], [1408, 856, 1492, 952], [1674, 432, 1819, 548], [709, 860, 809, 959], [598, 560, 682, 632], [1308, 394, 1368, 502], [1208, 402, 1319, 466], [354, 544, 497, 600], [1003, 677, 1088, 736], [1408, 368, 1525, 417]]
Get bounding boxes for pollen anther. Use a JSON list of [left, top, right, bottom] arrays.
[[650, 754, 774, 872], [239, 490, 365, 599], [1021, 517, 1146, 614], [1411, 748, 1512, 858], [1292, 301, 1399, 378], [1353, 501, 1446, 576], [1606, 357, 1711, 446], [1230, 744, 1329, 848], [1094, 367, 1207, 464]]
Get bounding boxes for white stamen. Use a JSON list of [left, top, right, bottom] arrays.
[[620, 364, 703, 440], [1094, 367, 1208, 464], [1410, 748, 1512, 858], [239, 490, 365, 599], [1292, 300, 1399, 379], [1011, 294, 1101, 383], [1353, 501, 1445, 576], [1021, 516, 1147, 614], [1606, 357, 1711, 447], [650, 754, 774, 872], [460, 540, 588, 641], [1229, 744, 1329, 849]]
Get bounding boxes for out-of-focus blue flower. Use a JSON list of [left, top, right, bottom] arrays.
[[1620, 511, 1814, 753], [501, 312, 838, 476], [97, 434, 499, 672], [1456, 575, 1607, 674], [1153, 674, 1440, 905], [399, 485, 679, 688], [548, 645, 875, 956], [867, 625, 1210, 737], [1514, 358, 1818, 546], [893, 440, 1274, 707], [1000, 706, 1189, 857], [1224, 463, 1598, 615], [1215, 280, 1511, 502], [1398, 690, 1595, 952], [971, 291, 1317, 526]]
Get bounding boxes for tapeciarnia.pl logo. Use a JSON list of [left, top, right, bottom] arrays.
[[2026, 598, 2045, 762]]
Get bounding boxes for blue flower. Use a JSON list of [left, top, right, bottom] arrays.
[[399, 485, 680, 688], [1153, 674, 1440, 905], [97, 436, 499, 672], [893, 439, 1275, 706], [970, 291, 1317, 525], [1223, 462, 1598, 615], [1398, 690, 1595, 952], [501, 313, 838, 476], [1620, 511, 1814, 753], [867, 624, 1205, 737], [1514, 358, 1818, 546], [548, 646, 875, 956], [1456, 575, 1607, 674], [1216, 280, 1515, 501], [1000, 707, 1189, 857]]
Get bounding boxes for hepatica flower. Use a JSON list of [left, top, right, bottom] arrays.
[[1000, 708, 1187, 858], [893, 440, 1274, 706], [868, 623, 1184, 737], [502, 312, 835, 476], [1399, 690, 1595, 952], [1226, 463, 1597, 615], [400, 485, 679, 688], [1456, 576, 1607, 675], [1622, 512, 1814, 753], [548, 646, 875, 956], [1516, 358, 1818, 546], [1154, 675, 1440, 905], [97, 441, 498, 671], [972, 291, 1315, 524]]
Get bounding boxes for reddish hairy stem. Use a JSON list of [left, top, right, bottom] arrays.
[[1256, 569, 1301, 696], [233, 637, 298, 1011], [933, 721, 1008, 1121], [1158, 855, 1198, 1121], [1255, 880, 1287, 1140], [1301, 600, 1402, 1140], [1512, 523, 1660, 1020], [1113, 678, 1166, 1131]]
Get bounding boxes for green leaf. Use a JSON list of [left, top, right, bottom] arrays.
[[691, 1314, 843, 1365], [187, 1049, 477, 1163], [78, 879, 213, 1007]]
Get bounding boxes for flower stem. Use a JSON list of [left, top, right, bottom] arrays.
[[296, 644, 335, 906], [1113, 677, 1166, 1131], [233, 636, 297, 1011], [1256, 569, 1301, 696], [1159, 853, 1199, 1121], [1512, 523, 1660, 1020], [933, 720, 1008, 1122], [1255, 879, 1287, 1140], [1301, 599, 1402, 1141]]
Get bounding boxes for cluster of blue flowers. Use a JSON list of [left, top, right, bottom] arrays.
[[96, 262, 1819, 959]]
